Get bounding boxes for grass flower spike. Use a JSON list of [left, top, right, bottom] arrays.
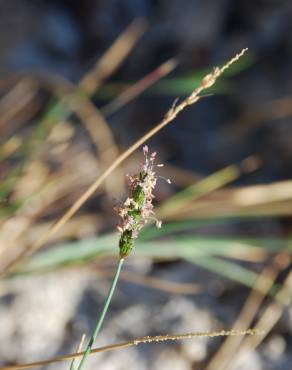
[[116, 146, 169, 258], [76, 147, 169, 370]]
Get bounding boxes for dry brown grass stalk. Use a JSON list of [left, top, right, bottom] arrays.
[[1, 48, 248, 276], [157, 155, 261, 219], [101, 57, 178, 116], [70, 334, 86, 370], [0, 328, 261, 370], [206, 253, 290, 370], [54, 81, 124, 196], [224, 269, 292, 370], [0, 78, 38, 134], [163, 179, 292, 220], [79, 19, 147, 95]]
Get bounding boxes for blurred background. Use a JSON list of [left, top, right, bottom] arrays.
[[0, 1, 291, 369]]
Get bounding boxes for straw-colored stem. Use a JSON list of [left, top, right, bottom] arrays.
[[76, 258, 124, 370], [70, 334, 86, 370], [0, 328, 262, 370]]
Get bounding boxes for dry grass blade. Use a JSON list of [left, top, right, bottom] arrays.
[[157, 164, 240, 218], [165, 179, 292, 220], [79, 18, 147, 95], [1, 48, 248, 276], [157, 153, 262, 219], [0, 78, 38, 132], [206, 253, 290, 370], [53, 79, 124, 196], [101, 57, 178, 116], [224, 269, 292, 370], [70, 334, 86, 370], [0, 328, 261, 370]]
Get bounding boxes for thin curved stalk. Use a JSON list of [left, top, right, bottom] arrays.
[[76, 258, 124, 370]]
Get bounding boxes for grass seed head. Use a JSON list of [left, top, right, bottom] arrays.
[[115, 146, 167, 258]]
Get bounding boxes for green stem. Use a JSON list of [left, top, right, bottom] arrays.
[[77, 258, 125, 370]]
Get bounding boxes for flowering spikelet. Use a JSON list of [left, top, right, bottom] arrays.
[[115, 146, 170, 258]]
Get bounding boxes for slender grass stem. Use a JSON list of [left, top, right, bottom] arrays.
[[77, 258, 124, 370]]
